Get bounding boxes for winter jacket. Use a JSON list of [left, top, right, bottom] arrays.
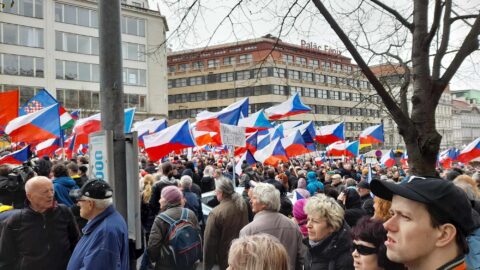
[[183, 188, 204, 226], [360, 194, 374, 217], [0, 203, 80, 270], [304, 221, 354, 270], [149, 176, 178, 217], [306, 172, 324, 196], [200, 176, 215, 193], [203, 198, 249, 270], [240, 210, 306, 270], [343, 188, 367, 227], [466, 203, 480, 270], [147, 206, 200, 270], [53, 176, 79, 207], [67, 205, 129, 270]]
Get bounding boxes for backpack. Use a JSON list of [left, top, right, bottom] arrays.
[[159, 208, 202, 269]]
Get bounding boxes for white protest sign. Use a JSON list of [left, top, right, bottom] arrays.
[[220, 124, 246, 147]]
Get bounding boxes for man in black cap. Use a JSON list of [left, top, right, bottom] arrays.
[[67, 180, 129, 270], [371, 176, 478, 270], [357, 180, 374, 216]]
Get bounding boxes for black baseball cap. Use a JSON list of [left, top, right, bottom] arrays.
[[357, 180, 370, 189], [71, 179, 113, 200], [370, 176, 475, 236]]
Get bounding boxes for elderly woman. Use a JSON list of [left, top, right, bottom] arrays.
[[303, 194, 354, 270], [228, 234, 289, 270], [351, 217, 405, 270]]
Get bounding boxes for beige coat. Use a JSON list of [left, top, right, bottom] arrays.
[[203, 198, 249, 270]]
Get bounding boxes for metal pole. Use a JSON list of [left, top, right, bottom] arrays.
[[98, 0, 127, 220]]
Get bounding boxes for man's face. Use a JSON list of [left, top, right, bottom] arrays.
[[250, 194, 266, 213], [77, 198, 95, 220], [357, 187, 370, 197], [383, 195, 440, 266], [27, 180, 54, 213]]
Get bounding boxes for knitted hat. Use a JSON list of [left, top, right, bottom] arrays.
[[161, 186, 183, 204], [293, 199, 308, 223]]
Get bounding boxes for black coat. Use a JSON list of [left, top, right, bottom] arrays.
[[0, 204, 80, 270], [304, 221, 354, 270]]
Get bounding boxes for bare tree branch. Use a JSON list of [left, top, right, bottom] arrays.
[[368, 0, 413, 31], [423, 0, 443, 50], [432, 0, 452, 80]]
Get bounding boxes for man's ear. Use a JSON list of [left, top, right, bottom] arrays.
[[435, 223, 457, 248]]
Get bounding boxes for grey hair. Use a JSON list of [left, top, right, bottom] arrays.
[[216, 177, 245, 211], [203, 165, 214, 177], [82, 196, 113, 210], [454, 182, 478, 201], [180, 175, 192, 188], [252, 183, 280, 212]]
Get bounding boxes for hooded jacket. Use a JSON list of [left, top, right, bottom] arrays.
[[53, 176, 79, 207], [342, 188, 367, 227], [306, 172, 324, 196], [67, 205, 129, 270], [304, 221, 354, 270]]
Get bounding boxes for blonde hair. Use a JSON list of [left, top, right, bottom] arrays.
[[228, 234, 289, 270], [142, 174, 155, 203], [453, 175, 480, 200], [304, 194, 344, 231], [373, 196, 392, 222]]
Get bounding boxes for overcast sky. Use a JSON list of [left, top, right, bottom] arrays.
[[148, 0, 480, 91]]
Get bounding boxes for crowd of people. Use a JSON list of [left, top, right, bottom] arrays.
[[1, 152, 480, 270]]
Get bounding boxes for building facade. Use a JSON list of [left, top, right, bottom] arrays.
[[371, 64, 454, 149], [452, 89, 480, 105], [452, 98, 480, 148], [0, 0, 168, 117], [167, 36, 382, 141]]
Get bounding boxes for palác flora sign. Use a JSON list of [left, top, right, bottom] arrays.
[[300, 40, 342, 55]]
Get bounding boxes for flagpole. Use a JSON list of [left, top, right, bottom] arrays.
[[231, 145, 236, 188]]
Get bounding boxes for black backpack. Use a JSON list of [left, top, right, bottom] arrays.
[[159, 208, 202, 269]]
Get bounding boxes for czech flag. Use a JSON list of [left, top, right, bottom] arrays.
[[235, 150, 257, 175], [193, 129, 221, 146], [0, 89, 19, 134], [235, 131, 258, 156], [315, 122, 345, 144], [356, 154, 364, 164], [0, 146, 30, 165], [35, 138, 61, 157], [380, 149, 396, 168], [70, 110, 80, 120], [279, 121, 303, 130], [281, 130, 311, 157], [326, 141, 359, 157], [257, 134, 271, 150], [359, 124, 384, 148], [439, 148, 459, 169], [254, 138, 288, 166], [238, 109, 273, 132], [6, 104, 60, 144], [19, 89, 74, 130], [196, 98, 249, 132], [144, 120, 195, 161], [457, 138, 480, 163], [132, 119, 168, 147], [315, 156, 326, 166], [265, 93, 311, 120], [401, 151, 408, 166], [270, 125, 284, 140]]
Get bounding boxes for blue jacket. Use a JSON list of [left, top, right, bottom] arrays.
[[306, 172, 324, 196], [67, 205, 129, 270], [53, 176, 79, 207]]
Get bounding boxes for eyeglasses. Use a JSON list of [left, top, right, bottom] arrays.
[[352, 243, 378, 255]]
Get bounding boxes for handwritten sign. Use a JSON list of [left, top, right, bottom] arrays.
[[220, 124, 246, 147]]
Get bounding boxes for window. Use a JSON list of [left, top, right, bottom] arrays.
[[19, 56, 33, 76], [273, 68, 285, 78], [287, 70, 300, 80], [121, 16, 146, 37], [1, 53, 43, 78], [3, 54, 18, 75], [296, 57, 306, 65], [236, 70, 251, 80], [223, 56, 235, 65], [1, 23, 43, 48], [304, 88, 316, 97], [273, 85, 285, 95], [302, 72, 313, 82], [192, 61, 204, 70], [309, 59, 319, 68], [176, 78, 187, 87], [239, 54, 252, 63], [220, 72, 234, 82], [178, 63, 188, 72], [282, 54, 293, 64], [190, 76, 203, 85], [207, 59, 220, 68], [331, 91, 340, 100], [2, 0, 43, 18], [56, 60, 99, 82], [123, 42, 145, 61], [290, 86, 302, 96]]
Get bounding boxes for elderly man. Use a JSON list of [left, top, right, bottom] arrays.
[[67, 180, 129, 270], [371, 176, 478, 270], [0, 176, 80, 270], [240, 183, 305, 270]]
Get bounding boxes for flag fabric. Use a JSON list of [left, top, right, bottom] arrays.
[[6, 104, 60, 144], [366, 163, 373, 183], [326, 140, 359, 157], [359, 124, 384, 148], [133, 119, 167, 147], [356, 154, 364, 164], [257, 134, 271, 150], [235, 150, 257, 175], [279, 121, 303, 130], [253, 138, 288, 166], [438, 148, 460, 169], [196, 98, 249, 132], [19, 89, 74, 130], [315, 122, 345, 144], [314, 156, 326, 166], [270, 125, 284, 140], [380, 149, 396, 168], [235, 131, 258, 156], [265, 93, 311, 120], [0, 89, 19, 134], [281, 130, 310, 157], [237, 109, 273, 132], [457, 138, 480, 163], [401, 151, 408, 166], [144, 120, 196, 161], [35, 138, 61, 157], [193, 130, 221, 146], [0, 146, 30, 165], [70, 110, 80, 120]]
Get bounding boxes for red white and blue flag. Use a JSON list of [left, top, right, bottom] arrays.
[[235, 150, 257, 175], [359, 124, 384, 147], [0, 146, 30, 165], [438, 148, 459, 169], [35, 138, 61, 157], [457, 138, 480, 163], [326, 140, 359, 157], [281, 130, 311, 157], [132, 119, 168, 147], [254, 138, 288, 166], [380, 149, 396, 168], [265, 93, 311, 120], [0, 89, 19, 134], [237, 109, 273, 133], [315, 122, 345, 144], [144, 120, 196, 161], [6, 104, 61, 144], [196, 98, 249, 132], [235, 131, 258, 156]]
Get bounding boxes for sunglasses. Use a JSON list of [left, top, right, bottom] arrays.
[[352, 243, 378, 255]]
